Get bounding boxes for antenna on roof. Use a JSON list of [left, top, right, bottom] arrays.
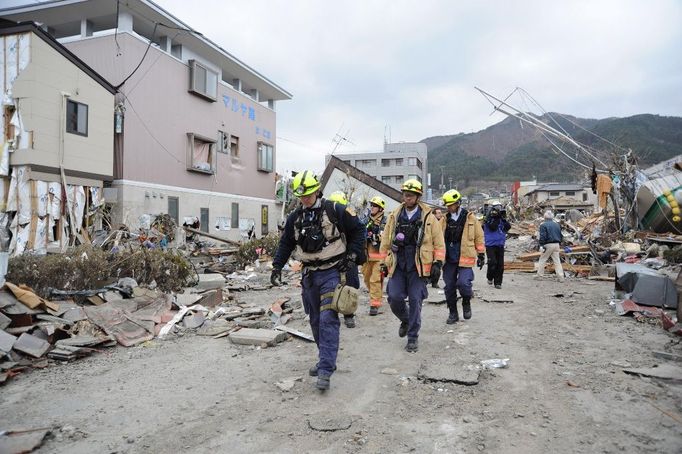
[[331, 124, 354, 154]]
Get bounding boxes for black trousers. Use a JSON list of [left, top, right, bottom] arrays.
[[486, 246, 505, 285]]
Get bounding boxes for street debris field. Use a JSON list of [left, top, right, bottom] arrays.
[[1, 214, 682, 453]]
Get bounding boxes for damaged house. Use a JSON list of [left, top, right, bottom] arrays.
[[0, 21, 116, 255], [1, 0, 292, 242]]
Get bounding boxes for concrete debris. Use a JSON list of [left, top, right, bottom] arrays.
[[0, 329, 17, 353], [196, 273, 227, 291], [274, 376, 302, 392], [228, 328, 288, 346], [0, 428, 51, 454], [623, 364, 682, 380], [12, 332, 50, 358], [274, 325, 315, 342]]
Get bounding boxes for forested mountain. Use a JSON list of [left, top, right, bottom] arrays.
[[424, 114, 682, 184]]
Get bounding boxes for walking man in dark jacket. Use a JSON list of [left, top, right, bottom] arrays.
[[271, 171, 366, 391], [483, 206, 511, 289], [536, 210, 564, 282]]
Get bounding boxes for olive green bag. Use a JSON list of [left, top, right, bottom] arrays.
[[321, 278, 359, 315]]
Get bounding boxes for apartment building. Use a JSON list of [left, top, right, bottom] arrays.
[[330, 142, 428, 191], [1, 0, 292, 240]]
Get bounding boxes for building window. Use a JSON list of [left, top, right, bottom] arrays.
[[583, 193, 588, 201], [231, 203, 239, 228], [230, 135, 240, 157], [565, 191, 576, 196], [408, 174, 421, 182], [407, 157, 417, 166], [189, 60, 218, 101], [168, 196, 179, 224], [186, 133, 216, 174], [357, 159, 375, 167], [200, 208, 209, 233], [416, 159, 423, 170], [395, 158, 403, 166], [381, 176, 391, 183], [218, 131, 229, 153], [381, 159, 390, 167], [66, 100, 88, 136], [549, 191, 560, 197], [258, 142, 274, 172]]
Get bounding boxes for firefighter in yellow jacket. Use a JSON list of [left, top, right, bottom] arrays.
[[379, 180, 445, 352], [439, 189, 485, 324], [362, 196, 387, 316]]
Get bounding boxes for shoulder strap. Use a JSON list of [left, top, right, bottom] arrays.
[[323, 199, 339, 226]]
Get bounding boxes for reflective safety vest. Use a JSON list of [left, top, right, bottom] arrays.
[[293, 201, 347, 270]]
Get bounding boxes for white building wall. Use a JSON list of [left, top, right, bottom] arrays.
[[110, 180, 278, 240]]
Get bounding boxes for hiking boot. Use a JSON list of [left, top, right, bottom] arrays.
[[487, 279, 493, 285], [309, 364, 336, 377], [344, 315, 356, 328], [462, 299, 472, 320], [405, 339, 418, 352], [398, 321, 408, 338], [446, 309, 459, 324], [316, 375, 331, 391], [494, 284, 502, 289], [369, 306, 379, 316]]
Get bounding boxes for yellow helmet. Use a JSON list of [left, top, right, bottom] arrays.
[[369, 196, 386, 209], [328, 191, 348, 205], [442, 189, 462, 206], [401, 179, 423, 195], [291, 170, 320, 197]]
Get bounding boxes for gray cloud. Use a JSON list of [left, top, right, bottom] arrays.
[[17, 0, 679, 174]]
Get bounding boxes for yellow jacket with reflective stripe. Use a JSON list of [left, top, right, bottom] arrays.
[[439, 210, 485, 268], [379, 202, 446, 277]]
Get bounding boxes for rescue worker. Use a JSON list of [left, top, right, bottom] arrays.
[[379, 179, 445, 352], [328, 191, 362, 328], [271, 172, 365, 390], [440, 189, 485, 324], [483, 204, 511, 289], [362, 196, 387, 316], [536, 210, 565, 282]]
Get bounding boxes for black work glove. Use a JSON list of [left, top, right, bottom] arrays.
[[380, 263, 389, 278], [477, 253, 485, 270], [270, 268, 282, 286], [338, 252, 357, 272], [430, 260, 442, 285]]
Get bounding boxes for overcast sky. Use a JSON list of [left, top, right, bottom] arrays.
[[9, 0, 682, 175]]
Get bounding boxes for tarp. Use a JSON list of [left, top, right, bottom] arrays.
[[616, 263, 678, 309]]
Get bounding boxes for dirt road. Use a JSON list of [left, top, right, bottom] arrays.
[[2, 261, 681, 453]]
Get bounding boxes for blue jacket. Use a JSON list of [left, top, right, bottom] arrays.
[[273, 199, 366, 269], [483, 217, 511, 247], [539, 220, 562, 246]]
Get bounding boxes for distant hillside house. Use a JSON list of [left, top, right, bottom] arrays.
[[524, 183, 598, 212], [1, 0, 292, 240]]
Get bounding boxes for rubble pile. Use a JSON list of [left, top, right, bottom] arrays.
[[504, 211, 681, 335], [0, 256, 308, 386]]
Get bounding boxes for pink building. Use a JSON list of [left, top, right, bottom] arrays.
[[1, 0, 292, 240]]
